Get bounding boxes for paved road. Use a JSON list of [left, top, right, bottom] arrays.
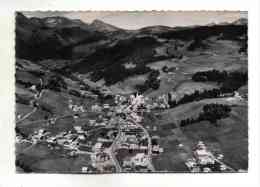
[[16, 107, 37, 124], [16, 79, 44, 124], [127, 116, 155, 172], [107, 125, 122, 172]]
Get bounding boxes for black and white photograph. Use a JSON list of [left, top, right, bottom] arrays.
[[15, 11, 248, 174]]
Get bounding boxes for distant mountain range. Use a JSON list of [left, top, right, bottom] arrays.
[[16, 12, 247, 85]]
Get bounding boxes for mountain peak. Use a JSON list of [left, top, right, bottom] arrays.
[[90, 19, 119, 32]]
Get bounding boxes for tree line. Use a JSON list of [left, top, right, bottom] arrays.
[[179, 104, 232, 127], [168, 88, 232, 108], [91, 64, 152, 85], [167, 70, 247, 108], [192, 69, 247, 92]]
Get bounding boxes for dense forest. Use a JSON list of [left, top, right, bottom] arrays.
[[167, 70, 247, 108], [91, 64, 152, 85], [179, 104, 232, 127], [192, 70, 248, 92]]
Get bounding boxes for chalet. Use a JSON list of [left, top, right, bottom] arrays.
[[91, 104, 102, 112], [74, 126, 82, 133], [78, 134, 86, 140], [131, 153, 149, 167], [82, 166, 89, 173], [152, 145, 160, 154], [193, 141, 215, 165], [29, 85, 37, 92], [103, 104, 110, 109]]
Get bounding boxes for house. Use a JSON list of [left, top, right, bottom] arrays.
[[129, 143, 139, 150], [17, 114, 21, 119], [93, 142, 103, 152], [159, 147, 164, 153], [78, 134, 86, 140], [203, 167, 211, 172], [178, 143, 184, 148], [220, 164, 227, 171], [152, 145, 160, 154], [82, 166, 89, 173], [185, 158, 197, 169], [48, 118, 56, 125], [193, 141, 215, 165], [217, 154, 224, 160], [89, 119, 96, 126], [29, 85, 37, 92], [74, 126, 83, 133], [38, 129, 46, 135], [131, 153, 149, 167], [68, 104, 73, 109], [103, 104, 110, 109], [91, 104, 102, 112]]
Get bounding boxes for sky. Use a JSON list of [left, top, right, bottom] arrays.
[[22, 11, 247, 30]]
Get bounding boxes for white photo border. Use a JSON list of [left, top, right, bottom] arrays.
[[0, 0, 259, 187]]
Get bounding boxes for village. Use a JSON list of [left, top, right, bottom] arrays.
[[15, 80, 245, 173], [16, 91, 168, 173], [15, 75, 246, 174], [185, 141, 234, 172]]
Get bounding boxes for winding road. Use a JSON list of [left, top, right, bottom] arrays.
[[16, 78, 45, 124], [106, 125, 122, 172]]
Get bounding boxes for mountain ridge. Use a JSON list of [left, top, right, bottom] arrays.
[[16, 12, 247, 85]]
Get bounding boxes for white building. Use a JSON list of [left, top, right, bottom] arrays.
[[91, 104, 102, 112], [131, 153, 149, 167], [93, 142, 103, 152], [74, 126, 83, 133], [82, 166, 89, 173]]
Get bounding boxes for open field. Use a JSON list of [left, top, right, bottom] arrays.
[[16, 142, 92, 173]]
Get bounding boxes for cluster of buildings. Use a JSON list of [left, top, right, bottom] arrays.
[[185, 141, 230, 172], [114, 92, 175, 113], [68, 99, 85, 113], [122, 153, 150, 172], [22, 91, 167, 173], [149, 94, 170, 109], [118, 133, 163, 172], [30, 129, 80, 151], [226, 91, 244, 102]]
